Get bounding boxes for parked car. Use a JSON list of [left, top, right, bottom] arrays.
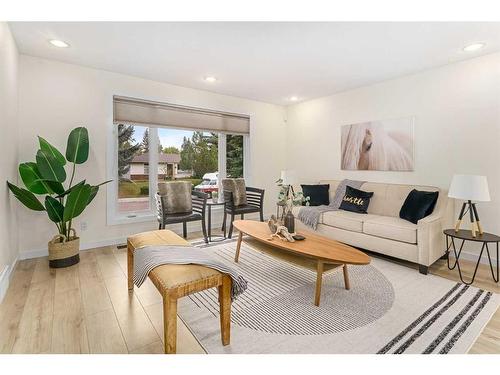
[[194, 172, 219, 196]]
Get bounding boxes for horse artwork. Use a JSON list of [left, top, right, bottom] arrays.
[[341, 117, 414, 171]]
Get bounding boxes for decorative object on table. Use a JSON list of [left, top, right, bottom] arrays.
[[443, 229, 499, 285], [267, 214, 279, 234], [268, 225, 295, 243], [267, 215, 295, 242], [276, 170, 309, 233], [341, 116, 414, 171], [157, 182, 209, 243], [338, 185, 374, 214], [206, 198, 226, 242], [221, 178, 265, 238], [448, 174, 490, 237], [284, 210, 295, 233], [292, 234, 305, 241], [7, 127, 111, 268], [399, 189, 439, 224]]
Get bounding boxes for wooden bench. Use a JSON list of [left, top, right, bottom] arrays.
[[127, 229, 232, 354]]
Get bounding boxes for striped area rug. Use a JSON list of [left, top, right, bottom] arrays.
[[178, 239, 499, 354]]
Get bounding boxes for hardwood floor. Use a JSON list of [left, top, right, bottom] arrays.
[[0, 231, 498, 354]]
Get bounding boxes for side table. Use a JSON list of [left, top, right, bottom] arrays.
[[443, 229, 499, 285], [207, 199, 226, 242]]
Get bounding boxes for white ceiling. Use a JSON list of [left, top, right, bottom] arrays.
[[9, 22, 500, 105]]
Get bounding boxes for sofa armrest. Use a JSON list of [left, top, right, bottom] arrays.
[[417, 212, 442, 225], [417, 214, 445, 267]]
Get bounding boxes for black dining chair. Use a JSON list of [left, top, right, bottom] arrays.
[[156, 187, 209, 244], [222, 186, 265, 238]]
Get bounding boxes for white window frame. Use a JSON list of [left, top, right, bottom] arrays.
[[107, 124, 249, 225]]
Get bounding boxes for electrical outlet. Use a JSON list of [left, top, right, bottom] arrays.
[[80, 221, 88, 231]]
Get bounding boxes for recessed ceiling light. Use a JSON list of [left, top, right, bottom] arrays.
[[49, 39, 70, 48], [204, 76, 217, 83], [463, 43, 485, 52], [289, 96, 299, 102]]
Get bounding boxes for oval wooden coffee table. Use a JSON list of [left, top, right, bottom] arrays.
[[233, 220, 371, 306]]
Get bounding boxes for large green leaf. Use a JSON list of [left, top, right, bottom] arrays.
[[44, 181, 65, 195], [88, 186, 99, 205], [87, 180, 112, 204], [56, 180, 86, 198], [63, 183, 91, 222], [19, 162, 53, 194], [7, 181, 45, 211], [36, 149, 67, 182], [45, 196, 64, 223], [38, 136, 66, 166], [66, 127, 89, 164]]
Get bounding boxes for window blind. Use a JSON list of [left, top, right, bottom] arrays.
[[113, 96, 250, 135]]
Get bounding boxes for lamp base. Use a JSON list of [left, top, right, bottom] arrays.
[[454, 200, 483, 238]]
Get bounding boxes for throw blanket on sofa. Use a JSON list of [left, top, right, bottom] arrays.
[[133, 245, 248, 300], [298, 179, 365, 230]]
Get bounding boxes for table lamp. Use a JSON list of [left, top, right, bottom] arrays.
[[448, 174, 490, 237], [280, 170, 298, 187]]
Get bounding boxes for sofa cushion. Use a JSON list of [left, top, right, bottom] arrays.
[[301, 184, 330, 206], [158, 181, 192, 214], [399, 189, 439, 224], [322, 211, 381, 233], [339, 186, 374, 214], [363, 216, 417, 244], [222, 178, 247, 206]]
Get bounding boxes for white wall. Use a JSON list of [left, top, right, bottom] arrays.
[[0, 22, 19, 299], [18, 55, 286, 256], [286, 52, 500, 238]]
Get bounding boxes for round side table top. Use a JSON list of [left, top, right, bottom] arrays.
[[207, 199, 225, 206], [443, 229, 500, 243]]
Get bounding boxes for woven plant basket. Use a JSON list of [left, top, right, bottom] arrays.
[[48, 228, 80, 268]]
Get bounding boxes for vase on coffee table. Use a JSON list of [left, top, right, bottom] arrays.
[[284, 210, 295, 233]]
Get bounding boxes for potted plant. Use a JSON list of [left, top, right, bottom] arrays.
[[275, 178, 310, 232], [7, 127, 110, 268]]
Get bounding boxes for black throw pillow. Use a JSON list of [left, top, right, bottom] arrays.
[[399, 189, 439, 224], [339, 186, 374, 214], [301, 184, 330, 206]]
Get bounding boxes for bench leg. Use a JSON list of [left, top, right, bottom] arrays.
[[218, 275, 232, 346], [163, 292, 178, 354], [127, 242, 134, 291]]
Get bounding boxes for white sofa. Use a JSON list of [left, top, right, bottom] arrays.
[[293, 180, 454, 274]]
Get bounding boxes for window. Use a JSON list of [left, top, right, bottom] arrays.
[[226, 134, 244, 178], [116, 124, 150, 214], [108, 97, 249, 224]]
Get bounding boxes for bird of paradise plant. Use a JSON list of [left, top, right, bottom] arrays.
[[7, 127, 110, 242]]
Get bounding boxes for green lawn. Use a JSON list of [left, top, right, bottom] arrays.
[[119, 178, 203, 198]]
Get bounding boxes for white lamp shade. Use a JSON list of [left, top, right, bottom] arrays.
[[448, 174, 490, 202], [280, 170, 297, 186]]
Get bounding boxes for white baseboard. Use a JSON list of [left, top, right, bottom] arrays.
[[19, 237, 127, 260], [18, 213, 274, 261], [450, 249, 498, 266], [0, 257, 19, 304]]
